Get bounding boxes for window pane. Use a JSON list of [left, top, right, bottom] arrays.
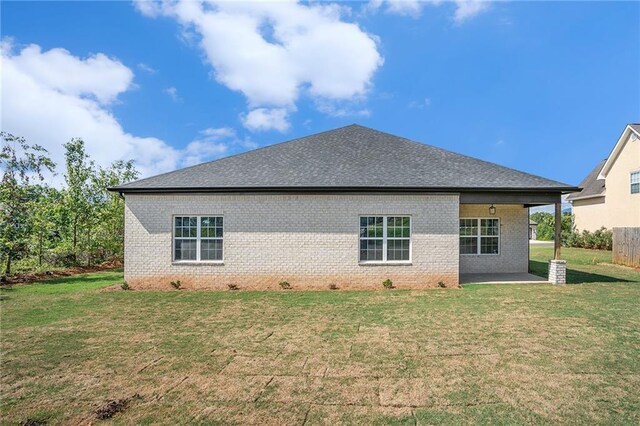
[[460, 237, 478, 254], [632, 183, 640, 194], [200, 216, 223, 239], [387, 239, 409, 261], [201, 239, 223, 260], [480, 219, 499, 236], [480, 237, 499, 254], [459, 219, 478, 236], [175, 239, 197, 260], [175, 216, 197, 239], [632, 173, 640, 194], [361, 216, 383, 238], [359, 239, 383, 261], [388, 216, 410, 239]]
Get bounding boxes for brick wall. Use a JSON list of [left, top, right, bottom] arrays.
[[459, 204, 529, 274], [124, 193, 460, 290]]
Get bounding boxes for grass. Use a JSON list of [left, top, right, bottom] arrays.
[[1, 255, 639, 425], [530, 246, 640, 283]]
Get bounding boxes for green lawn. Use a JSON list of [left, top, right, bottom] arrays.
[[1, 252, 639, 425], [530, 246, 640, 284]]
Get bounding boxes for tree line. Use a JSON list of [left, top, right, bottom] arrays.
[[1, 132, 138, 276]]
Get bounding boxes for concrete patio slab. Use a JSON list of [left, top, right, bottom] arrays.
[[460, 273, 548, 284]]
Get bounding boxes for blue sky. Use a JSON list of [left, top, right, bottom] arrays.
[[2, 1, 639, 186]]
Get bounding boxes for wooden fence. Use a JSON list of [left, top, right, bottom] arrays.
[[613, 227, 640, 268]]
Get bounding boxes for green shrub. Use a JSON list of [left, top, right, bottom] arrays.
[[564, 227, 612, 250], [279, 281, 292, 290], [170, 280, 181, 290], [121, 282, 130, 290], [227, 283, 239, 291], [382, 279, 394, 289], [437, 281, 446, 288]]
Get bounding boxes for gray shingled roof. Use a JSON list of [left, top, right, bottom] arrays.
[[113, 125, 576, 192], [566, 159, 606, 201]]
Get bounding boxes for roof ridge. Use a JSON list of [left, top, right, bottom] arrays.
[[113, 124, 579, 192]]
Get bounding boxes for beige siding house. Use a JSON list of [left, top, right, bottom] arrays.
[[568, 124, 640, 232], [111, 125, 577, 290]]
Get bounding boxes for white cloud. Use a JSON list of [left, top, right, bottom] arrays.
[[182, 139, 228, 167], [134, 0, 164, 17], [164, 86, 182, 102], [372, 0, 490, 22], [0, 41, 223, 180], [4, 44, 133, 105], [182, 126, 258, 166], [315, 100, 371, 118], [453, 0, 490, 24], [199, 127, 236, 140], [135, 0, 383, 132], [408, 97, 431, 109], [385, 0, 426, 17], [241, 108, 290, 132], [137, 62, 157, 73]]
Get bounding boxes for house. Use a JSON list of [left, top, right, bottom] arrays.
[[529, 220, 538, 240], [567, 124, 640, 232], [110, 125, 578, 289]]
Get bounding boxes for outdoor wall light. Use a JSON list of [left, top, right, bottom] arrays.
[[489, 204, 496, 215]]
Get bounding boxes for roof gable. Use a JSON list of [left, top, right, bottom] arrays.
[[598, 124, 640, 179], [113, 125, 575, 193], [566, 159, 606, 201]]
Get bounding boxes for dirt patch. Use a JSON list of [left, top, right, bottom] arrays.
[[94, 394, 141, 420], [3, 261, 122, 285], [21, 419, 48, 426]]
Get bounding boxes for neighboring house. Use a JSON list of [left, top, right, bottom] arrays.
[[567, 124, 640, 232], [529, 221, 538, 240], [110, 125, 577, 289]]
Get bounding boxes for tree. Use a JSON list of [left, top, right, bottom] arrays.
[[0, 132, 55, 275], [63, 138, 94, 265], [30, 185, 66, 267], [90, 160, 139, 262], [530, 211, 573, 241]]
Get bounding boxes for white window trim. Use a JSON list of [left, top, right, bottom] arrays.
[[630, 170, 640, 194], [172, 215, 224, 264], [358, 215, 412, 265], [459, 217, 500, 256]]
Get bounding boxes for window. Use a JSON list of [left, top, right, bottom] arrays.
[[459, 218, 500, 255], [359, 216, 411, 262], [631, 171, 640, 194], [174, 216, 223, 262]]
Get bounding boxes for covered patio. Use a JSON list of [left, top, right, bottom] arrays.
[[459, 190, 570, 284]]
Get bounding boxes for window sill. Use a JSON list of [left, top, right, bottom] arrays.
[[172, 261, 224, 266], [359, 261, 413, 266]]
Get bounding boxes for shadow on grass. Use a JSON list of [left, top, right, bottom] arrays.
[[39, 272, 122, 286], [529, 260, 631, 284]]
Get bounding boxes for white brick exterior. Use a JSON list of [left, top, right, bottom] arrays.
[[548, 259, 567, 284], [459, 204, 529, 274], [124, 193, 461, 290]]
